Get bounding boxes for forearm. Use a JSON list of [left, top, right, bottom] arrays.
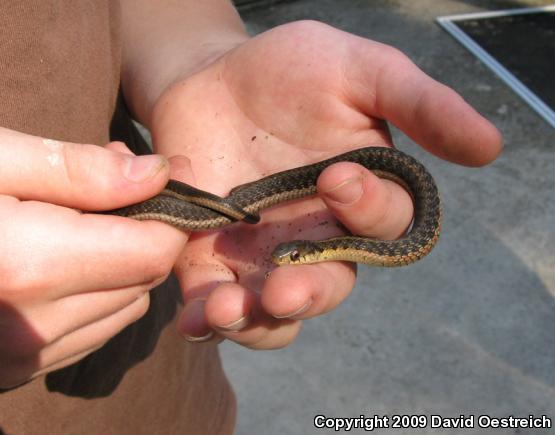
[[120, 0, 249, 126]]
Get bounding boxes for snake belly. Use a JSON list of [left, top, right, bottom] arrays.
[[106, 147, 442, 267]]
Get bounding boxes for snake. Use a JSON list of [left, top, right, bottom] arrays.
[[106, 147, 442, 267]]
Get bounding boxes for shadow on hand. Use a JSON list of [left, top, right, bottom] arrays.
[[0, 301, 44, 392], [211, 206, 347, 282], [45, 275, 181, 398], [0, 275, 181, 399]]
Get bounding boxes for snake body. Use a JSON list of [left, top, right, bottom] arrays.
[[107, 147, 441, 266]]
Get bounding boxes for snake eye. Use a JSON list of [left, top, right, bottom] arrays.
[[290, 250, 300, 262]]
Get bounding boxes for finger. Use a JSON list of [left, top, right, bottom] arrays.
[[190, 251, 356, 350], [345, 38, 502, 166], [0, 127, 170, 209], [174, 254, 238, 342], [25, 278, 166, 347], [1, 346, 105, 389], [318, 161, 413, 239], [0, 198, 185, 297], [218, 317, 302, 350], [262, 261, 356, 321], [174, 247, 304, 349], [39, 293, 150, 369], [204, 282, 255, 333], [178, 298, 214, 342], [3, 293, 150, 387], [203, 288, 302, 351], [32, 345, 105, 382], [41, 293, 150, 367]]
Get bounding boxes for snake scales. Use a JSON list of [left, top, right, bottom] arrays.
[[107, 147, 442, 266]]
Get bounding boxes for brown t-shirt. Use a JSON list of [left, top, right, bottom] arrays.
[[0, 2, 235, 434]]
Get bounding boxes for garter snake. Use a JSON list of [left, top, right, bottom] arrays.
[[107, 147, 441, 267]]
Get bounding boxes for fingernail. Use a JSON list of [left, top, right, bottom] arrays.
[[124, 154, 167, 182], [179, 298, 214, 342], [216, 315, 250, 332], [183, 331, 214, 342], [273, 299, 312, 319], [323, 177, 363, 205]]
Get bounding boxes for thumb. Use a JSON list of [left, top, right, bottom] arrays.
[[0, 127, 170, 210], [318, 160, 414, 240]]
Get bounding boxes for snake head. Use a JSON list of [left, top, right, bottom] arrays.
[[271, 241, 322, 266]]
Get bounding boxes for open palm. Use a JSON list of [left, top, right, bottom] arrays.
[[150, 21, 501, 348]]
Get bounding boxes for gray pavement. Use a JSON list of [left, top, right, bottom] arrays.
[[220, 1, 555, 434]]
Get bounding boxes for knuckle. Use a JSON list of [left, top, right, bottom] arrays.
[[61, 143, 95, 189], [0, 370, 30, 390], [148, 273, 171, 290], [0, 271, 21, 302], [0, 319, 43, 362], [108, 224, 176, 283], [62, 143, 122, 195], [386, 45, 406, 62], [144, 243, 179, 280], [1, 269, 37, 304], [228, 331, 266, 350], [131, 293, 151, 321], [351, 175, 391, 234], [0, 258, 50, 304], [241, 322, 301, 350], [378, 43, 410, 66], [0, 346, 44, 389], [287, 19, 329, 35], [146, 257, 174, 283], [245, 334, 292, 351]]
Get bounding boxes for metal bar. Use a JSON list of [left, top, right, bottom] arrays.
[[438, 4, 555, 22], [436, 6, 555, 128]]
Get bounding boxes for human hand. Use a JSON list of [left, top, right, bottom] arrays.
[[149, 21, 502, 348], [0, 128, 187, 388]]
